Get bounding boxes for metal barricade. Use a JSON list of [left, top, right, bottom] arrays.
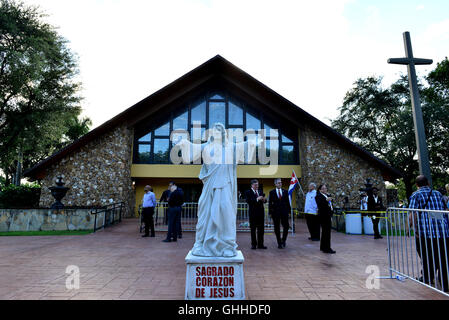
[[236, 202, 275, 232], [92, 202, 124, 232], [385, 207, 449, 297], [138, 201, 295, 234]]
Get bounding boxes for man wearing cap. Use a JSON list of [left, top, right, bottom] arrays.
[[142, 185, 156, 237]]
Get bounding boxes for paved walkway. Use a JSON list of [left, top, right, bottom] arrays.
[[0, 218, 447, 300]]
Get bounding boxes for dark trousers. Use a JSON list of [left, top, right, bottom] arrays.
[[372, 217, 380, 237], [319, 214, 332, 251], [142, 207, 155, 236], [250, 218, 264, 247], [306, 214, 320, 239], [164, 207, 168, 225], [176, 208, 183, 236], [272, 214, 289, 245], [415, 236, 449, 291], [166, 207, 181, 240]]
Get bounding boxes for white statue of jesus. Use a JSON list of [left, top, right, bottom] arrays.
[[176, 123, 259, 257]]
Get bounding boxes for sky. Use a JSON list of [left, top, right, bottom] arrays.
[[24, 0, 449, 129]]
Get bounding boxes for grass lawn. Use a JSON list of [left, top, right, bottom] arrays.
[[0, 230, 94, 236]]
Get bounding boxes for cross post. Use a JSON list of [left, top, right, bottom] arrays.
[[388, 31, 433, 186]]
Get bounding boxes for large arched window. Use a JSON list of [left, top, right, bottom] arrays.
[[133, 91, 298, 165]]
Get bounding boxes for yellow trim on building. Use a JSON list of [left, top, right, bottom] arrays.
[[131, 164, 301, 179]]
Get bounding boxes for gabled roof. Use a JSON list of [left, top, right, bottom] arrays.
[[24, 55, 402, 180]]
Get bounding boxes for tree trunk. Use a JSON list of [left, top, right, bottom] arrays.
[[4, 171, 11, 187], [404, 174, 414, 201], [14, 147, 23, 186]]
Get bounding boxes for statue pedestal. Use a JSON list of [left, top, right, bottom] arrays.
[[185, 250, 245, 300]]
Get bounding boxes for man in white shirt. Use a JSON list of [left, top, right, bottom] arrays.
[[304, 182, 320, 241], [142, 185, 156, 237]]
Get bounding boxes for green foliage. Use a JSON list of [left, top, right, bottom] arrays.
[[422, 57, 449, 187], [427, 57, 449, 95], [0, 182, 41, 208], [64, 116, 92, 142], [391, 179, 417, 202], [0, 0, 91, 185], [332, 60, 449, 200]]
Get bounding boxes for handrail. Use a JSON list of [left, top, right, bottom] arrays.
[[91, 202, 125, 232]]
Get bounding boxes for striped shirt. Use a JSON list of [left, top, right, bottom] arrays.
[[409, 186, 449, 238]]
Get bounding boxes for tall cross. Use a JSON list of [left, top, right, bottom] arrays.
[[388, 31, 433, 186]]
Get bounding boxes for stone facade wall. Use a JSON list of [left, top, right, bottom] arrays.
[[39, 125, 135, 217], [298, 125, 387, 210], [0, 209, 94, 231]]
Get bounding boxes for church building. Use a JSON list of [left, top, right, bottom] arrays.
[[24, 56, 401, 216]]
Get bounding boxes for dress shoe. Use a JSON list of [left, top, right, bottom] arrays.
[[142, 234, 149, 238], [258, 246, 267, 249], [282, 241, 286, 248], [374, 235, 383, 239], [178, 235, 182, 239], [278, 244, 284, 249], [162, 239, 171, 242], [322, 249, 336, 254], [251, 246, 257, 250], [150, 234, 155, 237], [172, 238, 177, 242]]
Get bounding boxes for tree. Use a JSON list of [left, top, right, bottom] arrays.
[[423, 57, 449, 188], [332, 65, 449, 200], [64, 116, 92, 143], [332, 76, 417, 199], [0, 0, 90, 185]]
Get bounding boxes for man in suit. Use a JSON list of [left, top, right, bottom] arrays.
[[315, 184, 336, 254], [245, 179, 267, 249], [160, 181, 174, 225], [269, 178, 291, 249], [367, 187, 384, 239], [163, 183, 184, 243], [160, 182, 174, 203]]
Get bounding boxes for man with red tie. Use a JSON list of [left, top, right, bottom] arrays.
[[269, 178, 291, 249], [245, 179, 267, 249]]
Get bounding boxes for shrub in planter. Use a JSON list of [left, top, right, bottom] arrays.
[[0, 184, 41, 209]]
